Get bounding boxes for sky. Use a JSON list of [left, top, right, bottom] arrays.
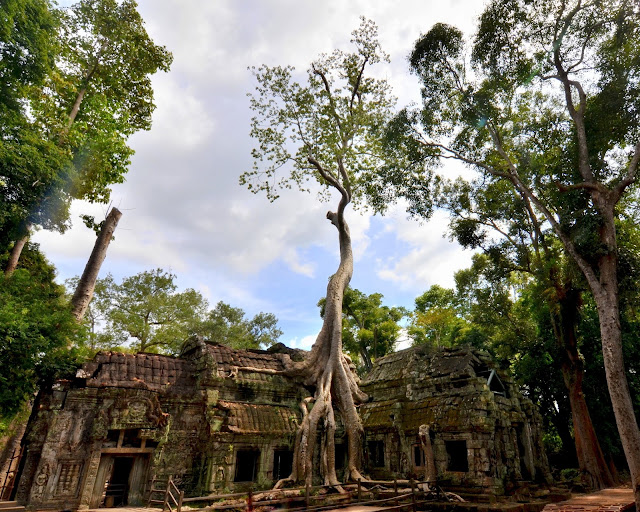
[[34, 0, 487, 350]]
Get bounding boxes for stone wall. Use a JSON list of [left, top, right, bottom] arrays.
[[360, 346, 551, 495], [13, 340, 550, 510]]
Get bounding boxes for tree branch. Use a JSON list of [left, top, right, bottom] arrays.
[[613, 139, 640, 203], [312, 64, 344, 136], [349, 56, 368, 112]]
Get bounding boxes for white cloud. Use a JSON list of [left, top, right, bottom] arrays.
[[33, 0, 487, 344], [375, 208, 474, 292], [286, 334, 317, 351]]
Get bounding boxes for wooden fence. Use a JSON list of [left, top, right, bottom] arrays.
[[154, 477, 457, 512]]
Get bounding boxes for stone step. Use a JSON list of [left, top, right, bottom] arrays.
[[0, 502, 25, 512]]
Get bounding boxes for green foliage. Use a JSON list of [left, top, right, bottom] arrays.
[[381, 0, 640, 471], [0, 0, 172, 257], [0, 245, 82, 415], [319, 287, 405, 372], [86, 269, 207, 354], [69, 270, 284, 354], [48, 0, 173, 204], [409, 284, 482, 348], [0, 0, 57, 114], [195, 302, 283, 350], [242, 17, 395, 210]]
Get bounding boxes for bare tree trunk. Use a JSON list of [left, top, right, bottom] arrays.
[[71, 208, 122, 321], [552, 284, 615, 489], [594, 255, 640, 503], [419, 424, 436, 485], [4, 229, 30, 276], [274, 198, 367, 489]]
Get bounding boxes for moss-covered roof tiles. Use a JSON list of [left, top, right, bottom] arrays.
[[218, 400, 299, 434]]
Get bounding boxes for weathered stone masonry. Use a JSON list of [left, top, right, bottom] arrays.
[[13, 340, 550, 510], [360, 345, 551, 495]]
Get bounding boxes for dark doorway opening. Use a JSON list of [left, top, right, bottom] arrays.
[[104, 457, 133, 507], [368, 441, 385, 468], [273, 450, 293, 481], [445, 440, 468, 472], [234, 450, 260, 482]]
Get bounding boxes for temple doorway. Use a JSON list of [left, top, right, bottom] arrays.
[[90, 454, 149, 508]]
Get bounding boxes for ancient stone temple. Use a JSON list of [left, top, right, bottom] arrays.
[[359, 346, 552, 496], [12, 339, 550, 510]]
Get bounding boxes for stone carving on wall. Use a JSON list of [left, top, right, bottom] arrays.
[[91, 409, 110, 440], [112, 395, 169, 428], [31, 463, 50, 501], [54, 461, 83, 497], [78, 452, 102, 510]]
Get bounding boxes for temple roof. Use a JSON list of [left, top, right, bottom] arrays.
[[78, 351, 197, 393], [218, 400, 299, 434], [362, 345, 496, 386]]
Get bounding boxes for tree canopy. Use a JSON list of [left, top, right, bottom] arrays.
[[86, 269, 207, 354], [382, 0, 640, 500], [195, 301, 283, 350], [1, 0, 172, 273], [69, 270, 284, 355]]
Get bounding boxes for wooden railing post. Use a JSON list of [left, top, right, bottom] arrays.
[[177, 490, 184, 512], [357, 478, 362, 502], [247, 487, 253, 512], [410, 478, 417, 512], [162, 476, 171, 512], [305, 483, 310, 509]]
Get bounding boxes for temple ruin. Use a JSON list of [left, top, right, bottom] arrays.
[[10, 338, 550, 510]]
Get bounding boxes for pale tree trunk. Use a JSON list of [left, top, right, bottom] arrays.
[[486, 51, 640, 501], [4, 225, 31, 277], [419, 424, 436, 485], [267, 190, 367, 489], [63, 87, 86, 137], [71, 208, 122, 322], [521, 186, 640, 504], [593, 254, 640, 503]]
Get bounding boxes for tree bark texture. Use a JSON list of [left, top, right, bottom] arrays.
[[71, 207, 122, 321], [593, 254, 640, 504], [419, 424, 436, 485], [4, 230, 30, 277], [552, 284, 615, 489]]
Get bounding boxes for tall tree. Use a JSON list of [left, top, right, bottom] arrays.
[[319, 288, 405, 373], [436, 169, 615, 486], [0, 246, 81, 416], [89, 269, 207, 354], [196, 301, 283, 350], [241, 18, 395, 487], [3, 0, 172, 273], [382, 1, 640, 501], [0, 0, 66, 261], [409, 284, 479, 348]]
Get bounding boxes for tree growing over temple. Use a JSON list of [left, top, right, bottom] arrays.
[[319, 287, 406, 374], [241, 18, 395, 487]]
